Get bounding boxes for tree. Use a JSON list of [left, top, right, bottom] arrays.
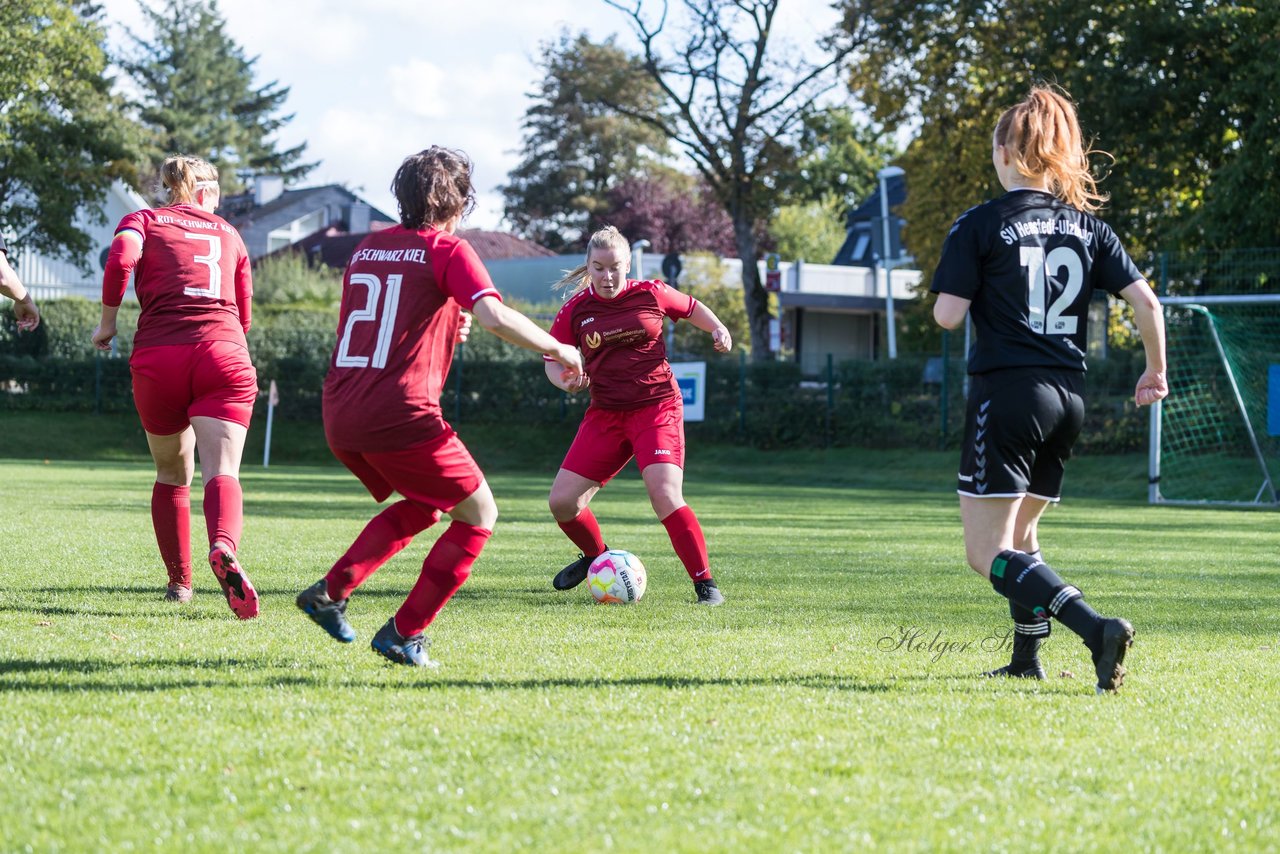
[[122, 0, 315, 193], [778, 106, 896, 211], [601, 171, 736, 257], [769, 196, 846, 264], [0, 0, 139, 262], [601, 0, 868, 361], [843, 0, 1280, 290], [771, 106, 896, 264], [501, 32, 672, 253]]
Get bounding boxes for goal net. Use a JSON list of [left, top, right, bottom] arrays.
[[1150, 294, 1280, 506]]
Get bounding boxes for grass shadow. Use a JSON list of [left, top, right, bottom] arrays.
[[0, 657, 895, 695]]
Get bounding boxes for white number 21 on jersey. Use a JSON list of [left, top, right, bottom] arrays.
[[1020, 245, 1084, 335], [335, 273, 402, 369]]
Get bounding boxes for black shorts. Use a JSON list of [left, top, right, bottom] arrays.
[[956, 367, 1085, 500]]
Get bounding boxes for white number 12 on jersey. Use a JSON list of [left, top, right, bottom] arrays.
[[1020, 245, 1083, 335], [335, 273, 403, 369]]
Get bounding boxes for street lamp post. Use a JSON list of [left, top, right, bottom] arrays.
[[631, 238, 650, 280], [878, 166, 905, 359]]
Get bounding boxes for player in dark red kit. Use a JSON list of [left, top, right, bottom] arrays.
[[545, 225, 733, 605], [93, 154, 259, 618], [296, 147, 585, 666], [931, 86, 1167, 692]]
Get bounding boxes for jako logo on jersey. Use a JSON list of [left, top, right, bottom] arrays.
[[580, 317, 595, 326], [653, 449, 672, 456], [584, 332, 602, 350]]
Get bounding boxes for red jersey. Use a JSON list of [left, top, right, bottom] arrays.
[[109, 206, 252, 349], [547, 279, 697, 410], [323, 226, 502, 452]]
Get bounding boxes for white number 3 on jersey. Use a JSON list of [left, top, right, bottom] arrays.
[[1020, 245, 1084, 335], [182, 232, 222, 298]]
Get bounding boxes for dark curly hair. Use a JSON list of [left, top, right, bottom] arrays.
[[391, 147, 477, 229]]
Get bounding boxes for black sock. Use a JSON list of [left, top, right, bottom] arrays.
[[990, 550, 1102, 648], [1008, 555, 1049, 640], [1010, 621, 1048, 663]]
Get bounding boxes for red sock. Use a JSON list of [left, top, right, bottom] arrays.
[[394, 521, 491, 637], [203, 474, 243, 553], [557, 508, 605, 557], [660, 504, 711, 582], [152, 483, 191, 586], [327, 500, 440, 601]]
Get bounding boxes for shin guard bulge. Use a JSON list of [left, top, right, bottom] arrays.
[[394, 522, 492, 637]]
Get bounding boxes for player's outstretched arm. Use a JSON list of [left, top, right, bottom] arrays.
[[933, 293, 970, 330], [1118, 279, 1168, 406], [472, 296, 584, 377], [92, 305, 120, 351], [0, 252, 39, 331], [687, 302, 732, 353], [94, 231, 143, 350]]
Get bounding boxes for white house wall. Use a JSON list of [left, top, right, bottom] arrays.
[[797, 311, 876, 374], [10, 180, 150, 301]]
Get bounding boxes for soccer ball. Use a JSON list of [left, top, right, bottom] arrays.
[[586, 550, 647, 604]]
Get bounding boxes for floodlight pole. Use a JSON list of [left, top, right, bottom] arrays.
[[878, 166, 905, 359], [631, 238, 650, 280]]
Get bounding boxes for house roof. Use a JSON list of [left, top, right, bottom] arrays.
[[845, 173, 907, 226], [218, 184, 396, 230], [457, 229, 556, 260], [833, 173, 908, 266], [275, 226, 556, 270]]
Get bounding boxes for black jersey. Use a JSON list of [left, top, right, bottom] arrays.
[[931, 188, 1142, 374]]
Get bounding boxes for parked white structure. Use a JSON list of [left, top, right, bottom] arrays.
[[486, 252, 921, 373], [638, 255, 921, 374], [8, 180, 150, 301]]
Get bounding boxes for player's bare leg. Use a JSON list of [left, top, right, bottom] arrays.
[[961, 495, 1133, 693], [373, 482, 495, 667], [191, 417, 257, 619], [549, 468, 605, 590], [643, 463, 721, 605], [146, 427, 196, 602], [985, 497, 1054, 678]]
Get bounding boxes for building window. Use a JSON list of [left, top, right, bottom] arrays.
[[852, 234, 870, 263]]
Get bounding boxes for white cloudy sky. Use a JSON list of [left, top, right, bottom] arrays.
[[96, 0, 848, 230]]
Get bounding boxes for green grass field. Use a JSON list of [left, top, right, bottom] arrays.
[[1, 430, 1277, 851]]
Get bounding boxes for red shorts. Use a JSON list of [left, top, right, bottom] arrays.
[[130, 341, 258, 435], [331, 428, 484, 514], [561, 396, 685, 485]]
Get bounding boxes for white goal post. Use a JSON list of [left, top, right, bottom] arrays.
[[1149, 293, 1280, 507]]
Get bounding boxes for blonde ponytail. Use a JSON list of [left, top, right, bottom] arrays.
[[160, 154, 219, 206], [994, 85, 1109, 212]]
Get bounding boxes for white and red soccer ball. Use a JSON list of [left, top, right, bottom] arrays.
[[586, 549, 647, 604]]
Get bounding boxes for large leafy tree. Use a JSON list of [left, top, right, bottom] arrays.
[[601, 171, 736, 258], [121, 0, 315, 193], [601, 0, 868, 361], [0, 0, 139, 261], [843, 0, 1280, 290], [771, 106, 897, 264], [778, 107, 896, 212], [501, 32, 671, 253]]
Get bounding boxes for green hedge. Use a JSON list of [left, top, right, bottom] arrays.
[[0, 299, 1151, 452]]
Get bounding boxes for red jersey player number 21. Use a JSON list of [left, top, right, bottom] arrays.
[[297, 146, 583, 667]]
